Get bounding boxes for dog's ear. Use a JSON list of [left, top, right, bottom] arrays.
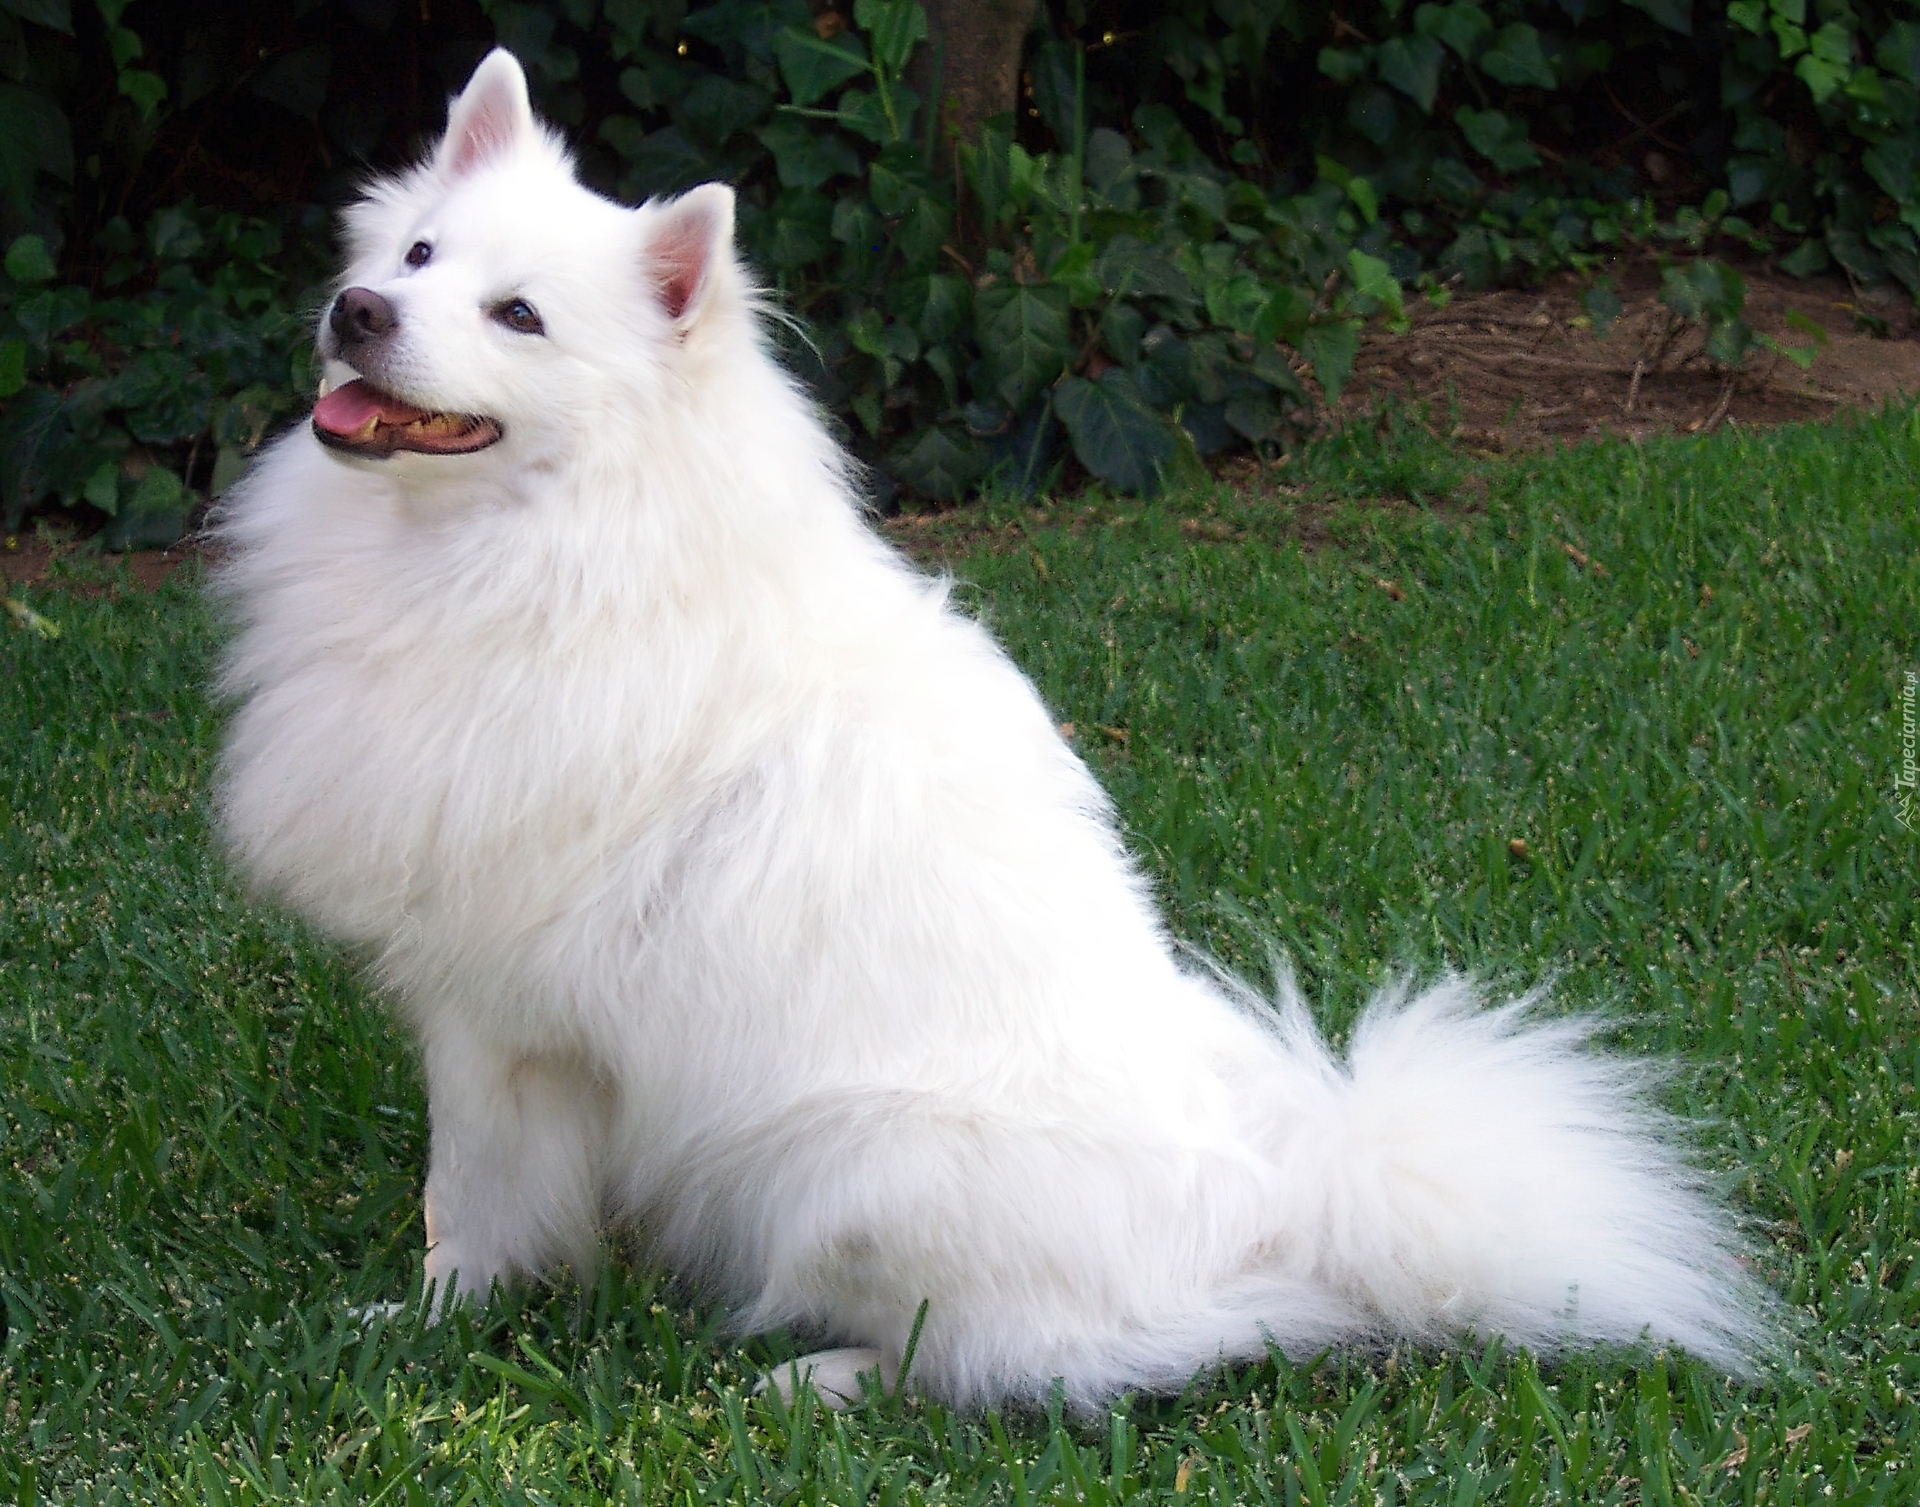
[[437, 50, 535, 179], [644, 184, 735, 326]]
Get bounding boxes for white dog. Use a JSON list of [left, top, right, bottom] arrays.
[[216, 49, 1767, 1409]]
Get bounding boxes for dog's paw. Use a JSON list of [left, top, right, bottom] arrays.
[[753, 1347, 895, 1410]]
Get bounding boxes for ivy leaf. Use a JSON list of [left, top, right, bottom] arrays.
[[1029, 37, 1083, 144], [248, 43, 331, 120], [1049, 243, 1104, 308], [118, 69, 169, 120], [974, 283, 1072, 408], [1377, 34, 1446, 113], [1084, 127, 1133, 193], [610, 125, 712, 197], [103, 25, 139, 68], [1250, 285, 1313, 346], [1346, 85, 1399, 147], [754, 116, 861, 188], [1346, 249, 1407, 331], [854, 0, 928, 77], [0, 81, 73, 209], [1415, 2, 1492, 61], [5, 233, 57, 284], [847, 307, 887, 358], [1623, 0, 1690, 35], [1101, 303, 1146, 365], [125, 460, 183, 514], [890, 424, 983, 501], [892, 273, 969, 342], [1582, 282, 1622, 335], [1479, 24, 1557, 89], [6, 0, 73, 32], [1054, 370, 1176, 497], [1224, 391, 1282, 444], [1863, 137, 1917, 202], [1661, 259, 1752, 367], [1249, 343, 1306, 400], [1095, 236, 1193, 303], [764, 190, 833, 269], [890, 195, 949, 273], [149, 206, 203, 260], [835, 86, 901, 144], [1660, 259, 1745, 325], [1703, 318, 1753, 368], [675, 74, 772, 148], [1754, 310, 1829, 371], [867, 154, 923, 215], [81, 458, 117, 513], [1204, 272, 1270, 335], [1794, 24, 1856, 104], [1298, 318, 1362, 403], [1317, 48, 1370, 85], [103, 465, 185, 551], [1825, 225, 1883, 283], [1454, 105, 1540, 172], [1877, 22, 1920, 86], [0, 385, 60, 529], [773, 25, 869, 107], [0, 336, 26, 399], [1778, 237, 1829, 277]]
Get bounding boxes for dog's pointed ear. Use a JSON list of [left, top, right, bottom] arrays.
[[437, 50, 534, 179], [644, 184, 735, 325]]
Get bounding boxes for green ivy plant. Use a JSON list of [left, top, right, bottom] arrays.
[[0, 205, 325, 544], [2, 0, 1915, 533], [504, 0, 1404, 499]]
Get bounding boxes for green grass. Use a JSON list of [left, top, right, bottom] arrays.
[[3, 405, 1917, 1504]]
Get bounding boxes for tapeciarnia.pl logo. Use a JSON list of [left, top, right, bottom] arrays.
[[1898, 669, 1917, 832]]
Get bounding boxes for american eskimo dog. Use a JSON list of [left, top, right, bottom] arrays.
[[215, 49, 1766, 1408]]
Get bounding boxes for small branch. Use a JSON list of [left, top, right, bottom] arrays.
[[1601, 80, 1688, 156], [1691, 373, 1736, 434]]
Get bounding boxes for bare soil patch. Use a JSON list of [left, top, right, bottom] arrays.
[[1339, 260, 1920, 449], [2, 517, 201, 595]]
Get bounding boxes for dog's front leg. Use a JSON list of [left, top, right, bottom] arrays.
[[419, 1028, 609, 1309]]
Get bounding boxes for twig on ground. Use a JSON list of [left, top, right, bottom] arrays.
[[1624, 359, 1645, 414], [1601, 80, 1689, 154], [1691, 373, 1735, 434]]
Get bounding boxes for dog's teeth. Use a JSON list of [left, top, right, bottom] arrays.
[[354, 415, 380, 439], [317, 377, 333, 399]]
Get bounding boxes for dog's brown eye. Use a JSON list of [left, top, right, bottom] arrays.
[[493, 297, 544, 335], [405, 241, 432, 267]]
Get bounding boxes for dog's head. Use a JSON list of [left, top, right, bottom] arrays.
[[313, 49, 738, 464]]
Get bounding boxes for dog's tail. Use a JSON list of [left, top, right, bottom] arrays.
[[1238, 974, 1773, 1372]]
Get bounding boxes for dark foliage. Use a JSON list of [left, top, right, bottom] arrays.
[[1, 1, 1915, 534]]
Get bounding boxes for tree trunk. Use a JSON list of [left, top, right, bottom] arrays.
[[916, 0, 1039, 151]]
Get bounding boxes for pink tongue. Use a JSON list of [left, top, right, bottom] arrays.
[[313, 378, 428, 435]]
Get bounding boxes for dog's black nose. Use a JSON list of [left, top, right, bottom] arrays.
[[330, 287, 395, 344]]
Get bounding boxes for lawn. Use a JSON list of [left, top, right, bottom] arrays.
[[2, 406, 1917, 1503]]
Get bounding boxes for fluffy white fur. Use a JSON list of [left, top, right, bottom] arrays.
[[216, 50, 1768, 1410]]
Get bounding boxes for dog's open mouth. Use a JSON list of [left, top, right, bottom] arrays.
[[312, 378, 503, 458]]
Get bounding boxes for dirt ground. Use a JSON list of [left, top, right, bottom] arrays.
[[1336, 260, 1920, 448], [2, 530, 188, 593], [5, 259, 1917, 592]]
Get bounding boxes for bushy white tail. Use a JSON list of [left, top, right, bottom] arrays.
[[1243, 975, 1769, 1373]]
